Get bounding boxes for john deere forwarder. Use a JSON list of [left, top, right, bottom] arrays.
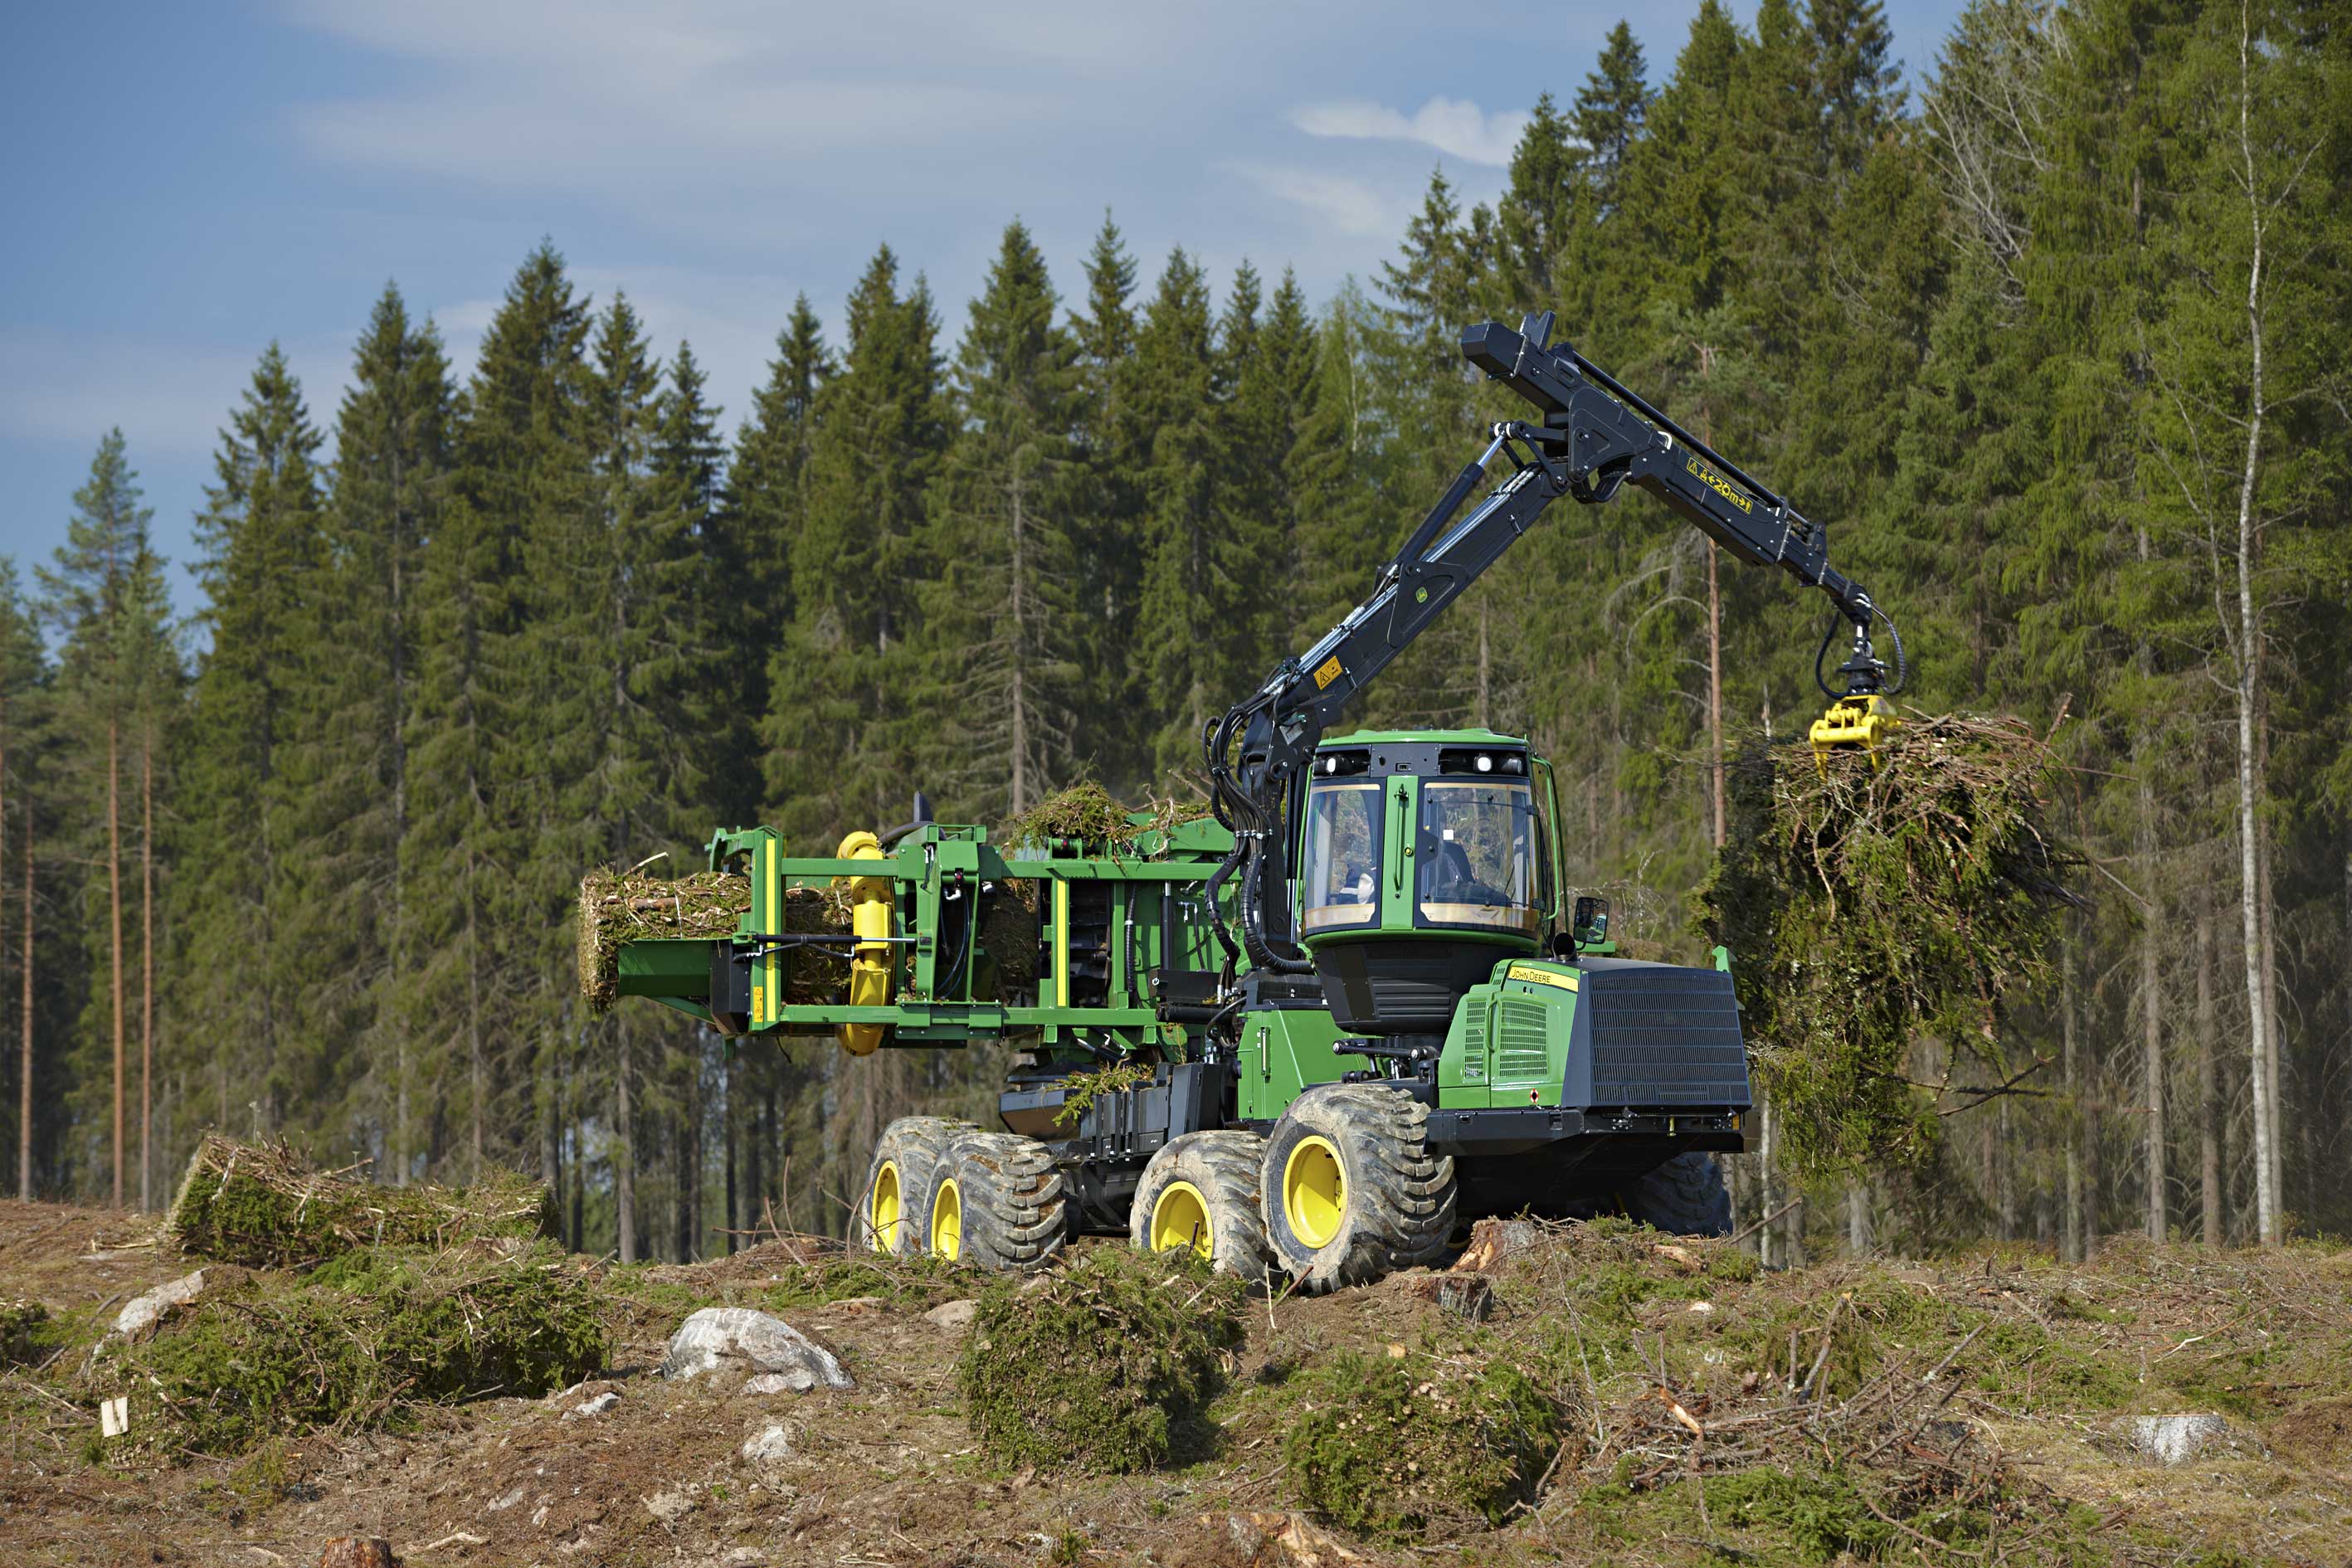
[[609, 314, 1905, 1290]]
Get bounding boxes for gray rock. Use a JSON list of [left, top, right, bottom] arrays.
[[740, 1423, 794, 1464], [660, 1307, 851, 1390], [645, 1488, 695, 1524], [924, 1298, 978, 1330], [486, 1486, 527, 1512], [743, 1371, 821, 1395], [113, 1271, 212, 1338], [2125, 1413, 2256, 1466], [562, 1390, 622, 1419]]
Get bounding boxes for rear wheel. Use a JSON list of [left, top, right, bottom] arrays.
[[1130, 1131, 1274, 1283], [920, 1131, 1069, 1270], [855, 1116, 970, 1256], [1619, 1151, 1733, 1236], [1261, 1085, 1456, 1293]]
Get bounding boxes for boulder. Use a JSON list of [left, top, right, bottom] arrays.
[[114, 1270, 217, 1339], [562, 1390, 622, 1420], [660, 1307, 851, 1390], [924, 1298, 978, 1330], [644, 1488, 695, 1524], [740, 1423, 793, 1464], [2124, 1413, 2259, 1466]]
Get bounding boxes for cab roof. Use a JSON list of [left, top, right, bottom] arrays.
[[1319, 728, 1530, 748]]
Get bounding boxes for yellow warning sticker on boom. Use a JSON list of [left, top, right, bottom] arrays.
[[1312, 655, 1343, 690]]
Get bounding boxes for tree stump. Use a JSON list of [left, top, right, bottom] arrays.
[[319, 1540, 397, 1568]]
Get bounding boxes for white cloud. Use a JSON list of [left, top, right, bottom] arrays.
[[1290, 96, 1533, 168], [1231, 164, 1416, 241]]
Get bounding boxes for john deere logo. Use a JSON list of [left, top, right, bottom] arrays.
[[1416, 587, 1429, 603]]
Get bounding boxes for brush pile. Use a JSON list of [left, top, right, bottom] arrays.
[[1001, 783, 1210, 853], [957, 1245, 1245, 1473], [1697, 712, 2080, 1172], [101, 1244, 605, 1456], [577, 869, 852, 1014], [165, 1136, 554, 1269]]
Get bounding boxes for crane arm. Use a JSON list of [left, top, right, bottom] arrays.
[[1202, 311, 1901, 976]]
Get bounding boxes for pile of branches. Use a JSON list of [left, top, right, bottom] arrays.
[[1001, 782, 1210, 853], [576, 869, 850, 1013], [165, 1136, 553, 1269], [102, 1244, 605, 1457], [1697, 713, 2081, 1172]]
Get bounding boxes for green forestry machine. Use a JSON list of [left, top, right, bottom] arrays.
[[612, 312, 1904, 1289]]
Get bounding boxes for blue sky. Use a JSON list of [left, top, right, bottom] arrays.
[[0, 0, 1966, 618]]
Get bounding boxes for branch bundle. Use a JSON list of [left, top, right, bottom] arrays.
[[1697, 713, 2081, 1173], [1001, 782, 1210, 852], [575, 870, 850, 1014], [165, 1136, 553, 1268]]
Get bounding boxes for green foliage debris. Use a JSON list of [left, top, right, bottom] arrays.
[[165, 1135, 553, 1269], [1283, 1346, 1560, 1541], [1, 1299, 49, 1367], [1054, 1061, 1155, 1128], [957, 1244, 1244, 1473], [1697, 713, 2080, 1173], [105, 1244, 605, 1456], [1001, 782, 1210, 853]]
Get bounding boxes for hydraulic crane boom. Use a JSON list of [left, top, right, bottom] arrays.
[[1204, 310, 1903, 975]]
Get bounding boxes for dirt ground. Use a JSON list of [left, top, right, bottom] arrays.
[[4, 1196, 2349, 1567]]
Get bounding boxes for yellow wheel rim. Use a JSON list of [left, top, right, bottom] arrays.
[[1150, 1181, 1214, 1259], [930, 1176, 962, 1262], [869, 1160, 902, 1253], [1283, 1135, 1346, 1250]]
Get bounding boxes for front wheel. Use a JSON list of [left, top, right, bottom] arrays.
[[1261, 1085, 1456, 1293], [1130, 1131, 1275, 1283]]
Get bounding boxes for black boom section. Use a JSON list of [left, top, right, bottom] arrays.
[[1566, 960, 1751, 1110]]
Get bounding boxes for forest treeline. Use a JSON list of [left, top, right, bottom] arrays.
[[7, 0, 2347, 1261]]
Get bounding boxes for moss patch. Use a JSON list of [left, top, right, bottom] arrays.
[[0, 1299, 49, 1367], [957, 1244, 1244, 1473]]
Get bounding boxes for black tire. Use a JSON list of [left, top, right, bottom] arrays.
[[855, 1115, 970, 1256], [1619, 1152, 1733, 1236], [1129, 1131, 1275, 1283], [919, 1130, 1069, 1271], [1261, 1084, 1456, 1293]]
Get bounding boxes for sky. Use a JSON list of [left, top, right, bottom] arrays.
[[0, 0, 1967, 621]]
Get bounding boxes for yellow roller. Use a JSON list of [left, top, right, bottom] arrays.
[[835, 830, 892, 1055]]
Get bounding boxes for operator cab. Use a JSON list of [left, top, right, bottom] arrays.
[[1295, 730, 1560, 1035]]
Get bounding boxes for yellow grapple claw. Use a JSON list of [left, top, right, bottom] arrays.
[[835, 830, 893, 1054], [1809, 693, 1898, 772]]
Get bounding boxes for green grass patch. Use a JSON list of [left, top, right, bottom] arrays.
[[957, 1244, 1244, 1473]]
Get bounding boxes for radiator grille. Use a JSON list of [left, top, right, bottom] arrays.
[[1585, 967, 1748, 1106], [1493, 996, 1550, 1083]]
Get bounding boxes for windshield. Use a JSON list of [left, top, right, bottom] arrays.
[[1299, 780, 1382, 933], [1416, 780, 1541, 934]]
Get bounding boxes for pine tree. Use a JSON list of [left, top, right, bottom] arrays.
[[410, 241, 590, 1184], [716, 302, 830, 828], [1497, 92, 1579, 308], [0, 562, 46, 1200], [319, 284, 453, 1181], [917, 220, 1086, 818], [41, 431, 163, 1201], [1127, 248, 1225, 772], [1573, 21, 1653, 218], [1068, 212, 1146, 780], [765, 246, 948, 845], [177, 345, 328, 1146]]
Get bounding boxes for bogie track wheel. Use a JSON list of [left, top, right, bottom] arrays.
[[855, 1116, 971, 1257], [1129, 1131, 1275, 1283], [1261, 1084, 1456, 1293], [1618, 1151, 1733, 1236], [919, 1131, 1069, 1270]]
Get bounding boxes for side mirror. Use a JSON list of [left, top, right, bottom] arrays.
[[1571, 894, 1609, 947]]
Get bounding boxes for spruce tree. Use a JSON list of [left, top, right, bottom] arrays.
[[764, 245, 948, 845], [316, 284, 453, 1181], [1497, 92, 1580, 307], [917, 220, 1085, 818], [178, 347, 328, 1143], [1068, 212, 1146, 779]]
